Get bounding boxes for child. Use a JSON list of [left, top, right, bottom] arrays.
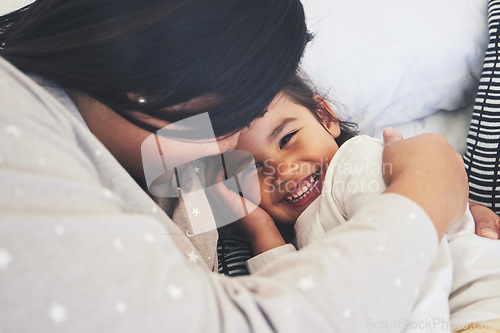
[[234, 74, 500, 332]]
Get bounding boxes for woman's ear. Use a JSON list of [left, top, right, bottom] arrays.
[[315, 96, 341, 139]]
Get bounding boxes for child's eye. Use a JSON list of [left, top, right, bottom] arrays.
[[279, 130, 298, 149]]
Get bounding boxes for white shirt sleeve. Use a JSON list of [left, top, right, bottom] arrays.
[[246, 244, 297, 273]]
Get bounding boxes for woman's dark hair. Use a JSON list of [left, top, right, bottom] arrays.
[[0, 0, 311, 137], [282, 72, 358, 146]]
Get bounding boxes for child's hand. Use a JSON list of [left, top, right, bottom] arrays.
[[204, 155, 285, 255], [469, 202, 500, 240]]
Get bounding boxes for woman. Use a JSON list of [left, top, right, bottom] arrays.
[[0, 0, 311, 271], [0, 0, 473, 331]]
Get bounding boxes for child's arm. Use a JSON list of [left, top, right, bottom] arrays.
[[469, 202, 500, 240], [206, 179, 294, 273], [235, 208, 286, 255], [203, 156, 286, 255]]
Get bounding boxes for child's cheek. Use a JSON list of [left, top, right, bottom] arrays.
[[262, 176, 276, 197]]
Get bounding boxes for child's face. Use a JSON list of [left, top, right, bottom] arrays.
[[235, 93, 341, 225]]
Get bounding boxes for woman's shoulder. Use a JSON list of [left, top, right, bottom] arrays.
[[0, 57, 79, 131]]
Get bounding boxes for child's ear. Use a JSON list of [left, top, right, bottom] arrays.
[[315, 96, 341, 139]]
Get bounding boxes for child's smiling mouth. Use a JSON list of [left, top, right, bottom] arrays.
[[283, 171, 322, 208]]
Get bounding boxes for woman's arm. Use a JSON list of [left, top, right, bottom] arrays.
[[0, 56, 468, 330], [384, 129, 500, 240], [382, 128, 469, 240]]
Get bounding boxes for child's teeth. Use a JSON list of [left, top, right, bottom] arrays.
[[286, 173, 321, 204]]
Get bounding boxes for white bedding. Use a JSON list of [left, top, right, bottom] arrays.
[[300, 0, 488, 154], [372, 104, 474, 155], [0, 0, 487, 155]]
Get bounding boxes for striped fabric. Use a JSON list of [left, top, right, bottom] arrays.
[[464, 0, 500, 215], [217, 232, 252, 276]]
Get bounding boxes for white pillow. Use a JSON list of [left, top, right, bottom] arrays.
[[300, 0, 488, 133]]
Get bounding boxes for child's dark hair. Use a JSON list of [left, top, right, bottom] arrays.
[[282, 72, 358, 146], [0, 0, 311, 138]]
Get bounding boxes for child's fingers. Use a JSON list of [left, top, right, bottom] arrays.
[[475, 218, 500, 240], [204, 158, 259, 220], [212, 179, 259, 212], [383, 127, 404, 144], [470, 202, 500, 240]]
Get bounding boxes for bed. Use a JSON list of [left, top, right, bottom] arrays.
[[0, 0, 491, 277], [300, 0, 488, 155], [0, 0, 488, 153]]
